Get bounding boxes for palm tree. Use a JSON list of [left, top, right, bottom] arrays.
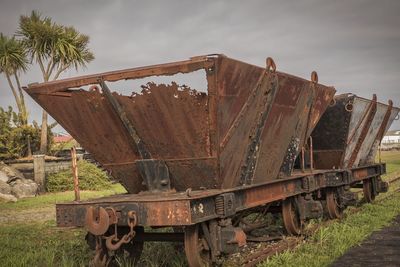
[[0, 33, 29, 125], [18, 11, 94, 153]]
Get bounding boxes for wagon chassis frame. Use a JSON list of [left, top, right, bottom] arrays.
[[56, 163, 387, 266], [57, 163, 386, 228]]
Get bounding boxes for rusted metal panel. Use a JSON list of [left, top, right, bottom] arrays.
[[116, 82, 210, 159], [356, 102, 390, 166], [26, 57, 213, 94], [253, 74, 309, 180], [217, 58, 335, 188], [34, 91, 145, 193], [352, 168, 368, 180], [313, 150, 343, 169], [363, 102, 400, 165], [26, 54, 335, 193], [243, 179, 300, 209], [352, 164, 382, 181], [32, 79, 212, 193], [344, 95, 377, 167], [142, 200, 191, 226], [56, 200, 192, 227], [312, 94, 399, 169], [165, 157, 219, 189], [312, 95, 352, 169]]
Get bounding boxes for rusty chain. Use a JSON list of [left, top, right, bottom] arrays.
[[91, 210, 137, 266], [105, 211, 137, 251]]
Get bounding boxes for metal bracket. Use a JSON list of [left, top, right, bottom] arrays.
[[136, 159, 171, 192], [215, 193, 236, 217], [301, 175, 316, 192], [296, 196, 323, 221], [325, 172, 347, 187]]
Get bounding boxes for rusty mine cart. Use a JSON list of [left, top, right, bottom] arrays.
[[24, 54, 399, 266]]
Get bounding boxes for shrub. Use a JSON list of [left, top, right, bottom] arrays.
[[0, 106, 53, 160], [46, 160, 112, 192]]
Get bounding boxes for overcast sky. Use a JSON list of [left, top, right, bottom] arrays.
[[0, 0, 399, 131]]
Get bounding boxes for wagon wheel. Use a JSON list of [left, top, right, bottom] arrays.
[[363, 179, 376, 203], [282, 197, 302, 235], [326, 188, 343, 219], [184, 224, 211, 267]]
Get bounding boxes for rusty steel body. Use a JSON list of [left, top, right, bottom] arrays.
[[22, 54, 400, 267], [312, 94, 400, 169], [25, 54, 335, 194]]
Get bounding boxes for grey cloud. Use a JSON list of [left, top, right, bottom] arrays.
[[0, 0, 399, 130]]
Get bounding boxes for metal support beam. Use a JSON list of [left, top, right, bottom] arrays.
[[99, 80, 151, 159], [347, 95, 377, 168]]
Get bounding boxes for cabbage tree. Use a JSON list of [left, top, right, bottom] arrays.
[[18, 11, 94, 153], [0, 33, 29, 124]]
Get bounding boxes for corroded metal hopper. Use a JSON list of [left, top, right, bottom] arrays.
[[25, 55, 335, 193], [312, 94, 400, 169]]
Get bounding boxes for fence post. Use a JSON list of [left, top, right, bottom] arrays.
[[71, 146, 80, 201], [33, 154, 45, 192]]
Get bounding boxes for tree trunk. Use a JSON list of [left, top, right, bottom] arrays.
[[5, 72, 23, 115], [39, 109, 48, 154], [39, 72, 50, 155], [15, 74, 28, 125], [27, 135, 32, 157]]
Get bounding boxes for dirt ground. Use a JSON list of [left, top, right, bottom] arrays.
[[331, 215, 400, 267], [0, 206, 55, 224]]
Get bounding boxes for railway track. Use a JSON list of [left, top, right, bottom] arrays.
[[238, 176, 400, 267], [241, 238, 301, 267]]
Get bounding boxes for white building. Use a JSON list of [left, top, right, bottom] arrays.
[[382, 130, 400, 145]]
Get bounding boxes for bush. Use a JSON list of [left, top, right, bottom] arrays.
[[46, 160, 112, 192], [0, 106, 53, 160]]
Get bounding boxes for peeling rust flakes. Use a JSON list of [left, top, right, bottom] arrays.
[[144, 201, 191, 226], [116, 82, 210, 159], [26, 55, 336, 194]]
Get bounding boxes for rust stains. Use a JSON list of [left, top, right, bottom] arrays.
[[118, 82, 210, 159], [26, 54, 336, 194]]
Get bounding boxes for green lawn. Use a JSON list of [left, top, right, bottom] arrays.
[[0, 151, 399, 267], [263, 187, 400, 267], [379, 150, 400, 177], [0, 183, 126, 212], [262, 150, 400, 267], [0, 221, 89, 267], [0, 184, 127, 266]]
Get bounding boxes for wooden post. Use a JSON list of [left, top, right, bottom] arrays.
[[33, 154, 45, 192], [71, 146, 80, 201], [309, 136, 314, 172], [378, 141, 382, 164]]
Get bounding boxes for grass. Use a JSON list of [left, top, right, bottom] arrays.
[[0, 150, 399, 266], [0, 220, 187, 267], [0, 183, 126, 212], [0, 181, 186, 267], [263, 189, 400, 267], [261, 150, 400, 267], [379, 150, 400, 177], [0, 221, 90, 267]]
